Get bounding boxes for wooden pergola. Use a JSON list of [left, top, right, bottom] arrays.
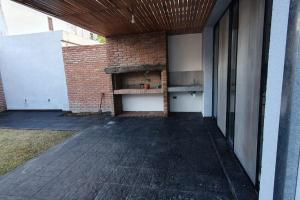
[[12, 0, 216, 36]]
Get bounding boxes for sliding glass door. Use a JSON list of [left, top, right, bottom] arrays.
[[213, 26, 219, 118], [226, 1, 239, 148]]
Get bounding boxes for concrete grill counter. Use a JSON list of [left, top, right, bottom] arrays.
[[168, 85, 203, 93]]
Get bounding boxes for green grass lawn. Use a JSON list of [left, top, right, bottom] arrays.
[[0, 129, 74, 176]]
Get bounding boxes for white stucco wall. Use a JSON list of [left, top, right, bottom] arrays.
[[0, 31, 69, 110], [122, 94, 163, 112]]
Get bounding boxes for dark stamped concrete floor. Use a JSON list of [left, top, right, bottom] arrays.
[[0, 111, 110, 131], [0, 112, 258, 200]]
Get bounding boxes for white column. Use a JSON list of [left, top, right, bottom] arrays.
[[259, 0, 290, 199]]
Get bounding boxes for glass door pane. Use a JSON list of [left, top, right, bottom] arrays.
[[226, 1, 238, 148], [213, 25, 219, 118]]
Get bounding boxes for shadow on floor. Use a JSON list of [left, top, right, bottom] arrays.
[[0, 111, 110, 131], [0, 112, 257, 200]]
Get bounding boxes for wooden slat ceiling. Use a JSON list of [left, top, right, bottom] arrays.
[[12, 0, 216, 37]]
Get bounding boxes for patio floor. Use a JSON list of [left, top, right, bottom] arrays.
[[0, 111, 109, 131], [0, 112, 257, 200]]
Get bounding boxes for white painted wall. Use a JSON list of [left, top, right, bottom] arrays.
[[0, 31, 69, 110], [169, 92, 203, 112], [122, 94, 163, 112], [168, 33, 203, 72], [168, 33, 203, 113]]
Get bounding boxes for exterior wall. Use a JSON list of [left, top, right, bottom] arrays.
[[107, 32, 168, 115], [62, 44, 113, 113], [234, 0, 265, 183], [217, 11, 229, 136], [0, 31, 69, 110], [168, 33, 203, 113], [0, 73, 6, 112]]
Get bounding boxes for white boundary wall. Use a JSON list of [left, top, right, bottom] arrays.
[[0, 31, 69, 111]]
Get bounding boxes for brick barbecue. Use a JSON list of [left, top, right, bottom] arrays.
[[62, 32, 168, 116]]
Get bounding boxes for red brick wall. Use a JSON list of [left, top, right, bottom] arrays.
[[0, 74, 6, 112], [62, 45, 114, 113], [161, 70, 168, 116], [107, 32, 167, 67], [62, 32, 168, 116]]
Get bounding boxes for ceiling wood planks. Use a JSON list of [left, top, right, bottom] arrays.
[[12, 0, 216, 36]]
